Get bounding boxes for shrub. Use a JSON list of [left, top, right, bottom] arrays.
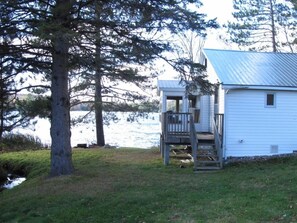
[[0, 133, 46, 152]]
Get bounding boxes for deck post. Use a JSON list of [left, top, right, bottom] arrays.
[[160, 134, 165, 158], [189, 116, 198, 170], [164, 144, 170, 165]]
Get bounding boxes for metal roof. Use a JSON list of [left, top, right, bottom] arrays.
[[203, 49, 297, 88], [157, 80, 184, 90]]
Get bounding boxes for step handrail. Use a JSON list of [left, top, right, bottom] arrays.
[[189, 115, 198, 169], [213, 117, 223, 168]]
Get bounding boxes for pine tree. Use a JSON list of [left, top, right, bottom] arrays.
[[70, 0, 218, 146], [226, 0, 297, 52], [0, 0, 75, 176], [49, 0, 74, 176], [0, 0, 217, 175], [0, 1, 49, 140]]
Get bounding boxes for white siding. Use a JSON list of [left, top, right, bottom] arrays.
[[218, 85, 225, 114], [197, 95, 211, 132], [215, 85, 225, 114], [209, 95, 214, 132], [224, 89, 297, 157]]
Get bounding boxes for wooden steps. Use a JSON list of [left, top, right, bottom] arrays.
[[160, 113, 224, 169], [194, 136, 222, 171]]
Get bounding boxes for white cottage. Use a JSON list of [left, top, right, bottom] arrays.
[[158, 49, 297, 168]]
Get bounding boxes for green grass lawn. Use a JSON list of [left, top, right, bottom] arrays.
[[0, 148, 297, 223]]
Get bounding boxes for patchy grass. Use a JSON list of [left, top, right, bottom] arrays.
[[0, 148, 297, 222]]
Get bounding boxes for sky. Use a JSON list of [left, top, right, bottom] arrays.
[[157, 0, 235, 80], [201, 0, 234, 49], [202, 0, 234, 24]]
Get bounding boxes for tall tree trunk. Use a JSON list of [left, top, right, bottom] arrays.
[[95, 71, 105, 146], [50, 0, 73, 176], [269, 0, 277, 52], [94, 2, 105, 146], [0, 72, 4, 140]]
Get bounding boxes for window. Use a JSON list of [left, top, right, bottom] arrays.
[[266, 93, 275, 107]]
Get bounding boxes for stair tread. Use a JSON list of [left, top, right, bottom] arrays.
[[198, 148, 216, 151], [197, 155, 218, 158], [198, 143, 215, 146], [197, 160, 221, 164], [194, 166, 221, 171]]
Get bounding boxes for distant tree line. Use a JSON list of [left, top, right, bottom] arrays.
[[71, 100, 159, 113]]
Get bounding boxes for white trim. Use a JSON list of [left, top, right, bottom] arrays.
[[222, 85, 297, 92], [223, 89, 227, 159]]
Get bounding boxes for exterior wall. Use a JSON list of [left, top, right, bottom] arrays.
[[209, 95, 214, 132], [224, 89, 297, 157], [214, 84, 225, 115], [217, 85, 225, 114], [196, 95, 211, 132], [206, 62, 219, 84]]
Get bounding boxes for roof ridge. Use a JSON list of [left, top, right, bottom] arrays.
[[203, 48, 297, 56]]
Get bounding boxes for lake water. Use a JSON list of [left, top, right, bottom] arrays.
[[2, 174, 26, 190], [13, 112, 161, 149]]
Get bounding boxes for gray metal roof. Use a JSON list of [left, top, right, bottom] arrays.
[[204, 49, 297, 88], [157, 80, 184, 90]]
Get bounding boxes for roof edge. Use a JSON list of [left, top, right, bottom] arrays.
[[203, 48, 297, 56], [222, 84, 297, 91]]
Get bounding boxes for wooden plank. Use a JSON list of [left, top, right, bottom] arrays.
[[197, 160, 221, 164], [197, 133, 214, 141], [164, 144, 170, 165], [194, 166, 221, 171], [189, 115, 198, 170], [160, 134, 164, 158]]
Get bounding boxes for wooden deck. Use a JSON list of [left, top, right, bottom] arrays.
[[160, 112, 224, 170], [163, 133, 214, 142]]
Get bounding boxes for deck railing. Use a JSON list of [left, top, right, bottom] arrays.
[[161, 112, 191, 139]]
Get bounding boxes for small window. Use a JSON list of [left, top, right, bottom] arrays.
[[266, 93, 275, 107]]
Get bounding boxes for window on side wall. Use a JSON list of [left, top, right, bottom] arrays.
[[266, 93, 276, 107]]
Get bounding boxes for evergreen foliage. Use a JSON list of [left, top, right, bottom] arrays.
[[68, 1, 218, 145], [226, 0, 297, 52], [0, 0, 217, 176], [0, 0, 51, 139]]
